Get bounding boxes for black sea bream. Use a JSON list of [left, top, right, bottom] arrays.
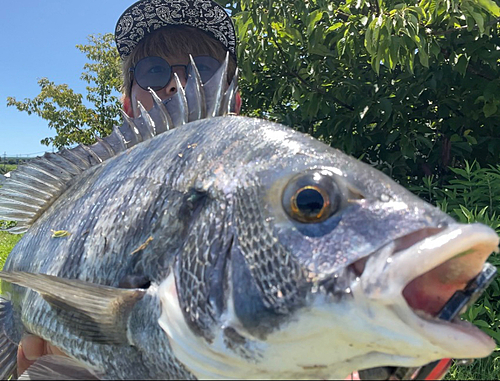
[[0, 57, 498, 380]]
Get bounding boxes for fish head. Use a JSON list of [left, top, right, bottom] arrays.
[[158, 118, 498, 379]]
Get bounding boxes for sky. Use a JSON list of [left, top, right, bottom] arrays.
[[0, 1, 130, 157]]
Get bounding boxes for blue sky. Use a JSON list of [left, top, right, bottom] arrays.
[[0, 1, 129, 157]]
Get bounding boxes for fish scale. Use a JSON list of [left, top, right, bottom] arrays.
[[234, 183, 306, 313]]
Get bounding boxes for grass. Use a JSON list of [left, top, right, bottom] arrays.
[[0, 165, 19, 271], [0, 164, 18, 175], [0, 231, 20, 270], [0, 231, 20, 295], [445, 351, 500, 380]]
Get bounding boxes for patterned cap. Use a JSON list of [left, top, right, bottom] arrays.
[[115, 0, 237, 60]]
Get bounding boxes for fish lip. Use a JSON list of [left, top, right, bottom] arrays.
[[360, 223, 499, 358]]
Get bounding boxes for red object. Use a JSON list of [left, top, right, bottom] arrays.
[[424, 358, 452, 380]]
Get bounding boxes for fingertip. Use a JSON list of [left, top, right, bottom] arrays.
[[17, 338, 35, 375], [20, 334, 46, 361]]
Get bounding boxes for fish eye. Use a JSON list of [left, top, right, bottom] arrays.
[[282, 171, 341, 223]]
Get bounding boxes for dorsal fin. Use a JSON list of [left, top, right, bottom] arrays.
[[0, 57, 239, 234]]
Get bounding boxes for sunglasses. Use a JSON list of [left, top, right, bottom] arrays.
[[129, 55, 221, 92]]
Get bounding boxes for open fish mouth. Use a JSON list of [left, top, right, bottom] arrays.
[[355, 223, 499, 359]]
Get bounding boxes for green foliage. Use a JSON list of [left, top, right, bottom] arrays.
[[0, 165, 17, 175], [0, 231, 21, 271], [0, 175, 19, 271], [411, 161, 500, 222], [219, 0, 500, 185], [0, 231, 20, 295], [7, 34, 122, 149]]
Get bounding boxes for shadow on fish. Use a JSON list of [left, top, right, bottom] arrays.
[[0, 55, 498, 380]]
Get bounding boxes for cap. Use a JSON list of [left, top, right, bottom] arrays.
[[115, 0, 237, 60]]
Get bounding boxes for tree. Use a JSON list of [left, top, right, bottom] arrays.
[[8, 3, 500, 185], [219, 0, 500, 185], [7, 34, 122, 149]]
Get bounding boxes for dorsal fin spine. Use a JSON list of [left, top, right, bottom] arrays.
[[205, 52, 230, 118], [20, 163, 67, 184], [11, 168, 64, 192], [0, 61, 239, 233], [0, 189, 46, 206], [95, 136, 117, 158], [137, 102, 156, 139], [32, 157, 74, 180], [110, 126, 130, 150], [0, 206, 35, 217], [80, 144, 104, 164], [173, 74, 188, 126], [9, 171, 60, 192], [186, 55, 206, 122], [0, 200, 39, 212], [0, 178, 51, 199], [222, 68, 239, 115], [0, 210, 33, 221], [59, 148, 92, 170], [120, 110, 143, 146], [5, 179, 54, 198], [148, 89, 173, 132], [42, 152, 84, 176]]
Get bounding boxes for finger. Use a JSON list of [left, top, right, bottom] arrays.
[[17, 335, 69, 375], [17, 335, 42, 375], [20, 335, 46, 361]]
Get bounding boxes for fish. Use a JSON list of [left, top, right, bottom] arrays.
[[0, 55, 498, 380]]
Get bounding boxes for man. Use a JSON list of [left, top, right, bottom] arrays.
[[116, 0, 241, 117], [17, 0, 239, 375]]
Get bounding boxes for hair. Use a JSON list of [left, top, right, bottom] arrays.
[[121, 25, 237, 96]]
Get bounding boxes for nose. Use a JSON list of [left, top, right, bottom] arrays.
[[163, 67, 188, 96]]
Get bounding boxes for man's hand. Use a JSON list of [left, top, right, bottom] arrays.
[[17, 334, 67, 375]]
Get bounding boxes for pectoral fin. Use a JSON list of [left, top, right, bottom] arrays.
[[0, 271, 145, 345], [18, 355, 103, 380]]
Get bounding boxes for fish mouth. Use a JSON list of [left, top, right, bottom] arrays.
[[355, 223, 499, 358]]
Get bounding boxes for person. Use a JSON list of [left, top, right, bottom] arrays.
[[116, 0, 241, 117], [17, 0, 239, 375]]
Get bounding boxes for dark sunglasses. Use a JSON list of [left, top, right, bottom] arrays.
[[129, 55, 221, 92]]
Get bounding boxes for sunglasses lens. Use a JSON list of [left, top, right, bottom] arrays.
[[134, 56, 171, 91], [188, 56, 221, 83]]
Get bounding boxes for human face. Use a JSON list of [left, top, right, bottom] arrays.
[[129, 54, 189, 117], [125, 53, 241, 118]]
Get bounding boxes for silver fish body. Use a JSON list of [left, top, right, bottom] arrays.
[[0, 59, 498, 380]]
